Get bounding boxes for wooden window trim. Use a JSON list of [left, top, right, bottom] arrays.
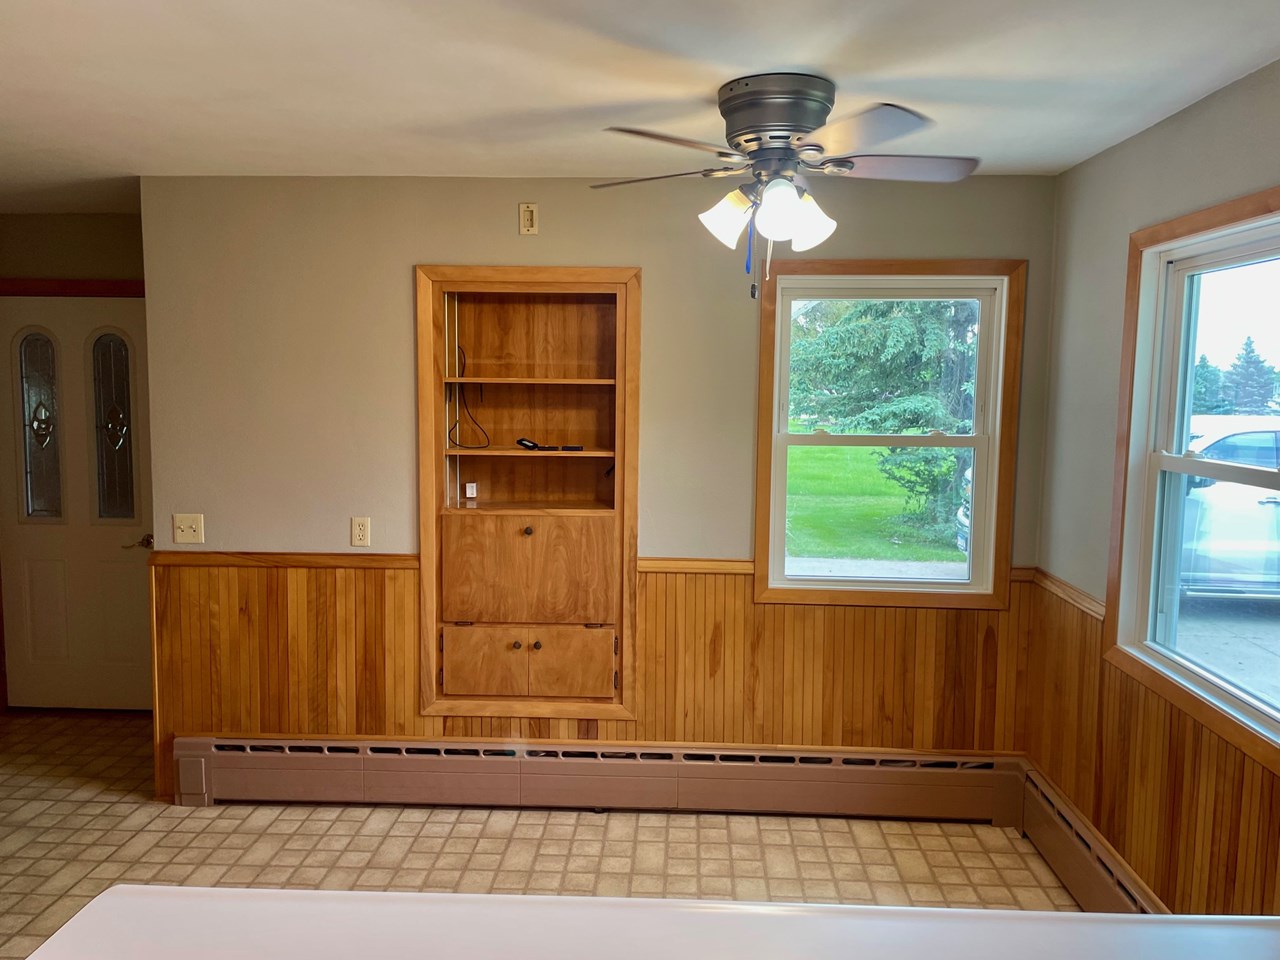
[[1104, 183, 1280, 768], [753, 259, 1027, 609]]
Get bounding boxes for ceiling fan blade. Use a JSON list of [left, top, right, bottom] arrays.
[[827, 155, 980, 183], [590, 166, 748, 189], [799, 103, 930, 157], [606, 126, 745, 162]]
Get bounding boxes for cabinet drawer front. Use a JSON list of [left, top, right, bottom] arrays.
[[528, 626, 616, 699], [441, 626, 528, 697], [442, 514, 618, 623]]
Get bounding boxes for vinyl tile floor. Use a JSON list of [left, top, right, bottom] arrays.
[[0, 710, 1078, 958]]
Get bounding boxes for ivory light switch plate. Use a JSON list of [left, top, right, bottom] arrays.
[[172, 513, 204, 544], [351, 516, 371, 547]]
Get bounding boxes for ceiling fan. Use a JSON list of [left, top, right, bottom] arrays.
[[592, 73, 979, 255]]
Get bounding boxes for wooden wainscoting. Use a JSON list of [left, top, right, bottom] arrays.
[[1021, 569, 1280, 915], [150, 550, 1280, 916], [151, 553, 1034, 797]]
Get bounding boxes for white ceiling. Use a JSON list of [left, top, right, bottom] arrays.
[[2, 0, 1280, 212]]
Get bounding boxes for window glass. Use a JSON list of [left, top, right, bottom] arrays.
[[1201, 432, 1278, 468], [1143, 252, 1280, 720], [18, 333, 62, 518], [92, 333, 135, 519], [1151, 474, 1280, 710], [787, 297, 979, 436], [784, 444, 972, 581]]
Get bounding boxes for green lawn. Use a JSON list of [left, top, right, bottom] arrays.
[[785, 445, 965, 562]]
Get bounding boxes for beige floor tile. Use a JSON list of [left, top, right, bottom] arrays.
[[0, 711, 1080, 957]]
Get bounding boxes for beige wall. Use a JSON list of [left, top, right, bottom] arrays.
[[0, 214, 143, 279], [1041, 59, 1280, 596], [141, 174, 1054, 557]]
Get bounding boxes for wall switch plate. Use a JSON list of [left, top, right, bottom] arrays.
[[173, 513, 204, 544], [464, 482, 478, 499], [351, 516, 371, 547], [518, 202, 538, 235]]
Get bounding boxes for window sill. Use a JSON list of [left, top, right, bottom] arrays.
[[1104, 643, 1280, 775], [754, 581, 1009, 610]]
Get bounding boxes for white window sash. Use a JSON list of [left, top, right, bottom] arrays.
[[768, 277, 1007, 594], [1151, 451, 1280, 490], [1119, 212, 1280, 739]]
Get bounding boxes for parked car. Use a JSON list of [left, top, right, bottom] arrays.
[[1180, 415, 1280, 598]]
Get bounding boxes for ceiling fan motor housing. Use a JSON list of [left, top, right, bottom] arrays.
[[717, 73, 836, 157]]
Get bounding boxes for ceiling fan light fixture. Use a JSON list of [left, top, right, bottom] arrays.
[[753, 177, 806, 242], [698, 187, 754, 249], [789, 193, 837, 252]]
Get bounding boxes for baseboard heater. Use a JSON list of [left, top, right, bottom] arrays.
[[172, 737, 1162, 914]]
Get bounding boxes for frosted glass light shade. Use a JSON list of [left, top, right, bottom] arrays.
[[753, 178, 805, 241], [698, 189, 754, 248], [790, 193, 838, 251]]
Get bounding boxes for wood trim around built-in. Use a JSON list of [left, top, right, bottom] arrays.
[[752, 259, 1028, 610], [413, 266, 641, 721]]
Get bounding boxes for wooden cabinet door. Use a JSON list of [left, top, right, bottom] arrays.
[[442, 513, 617, 623], [528, 626, 615, 698], [441, 626, 528, 697]]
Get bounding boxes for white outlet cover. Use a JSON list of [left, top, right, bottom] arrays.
[[351, 516, 371, 547], [173, 513, 205, 544]]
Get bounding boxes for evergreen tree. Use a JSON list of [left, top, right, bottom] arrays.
[[788, 298, 978, 534], [1223, 337, 1278, 414], [1191, 354, 1231, 414]]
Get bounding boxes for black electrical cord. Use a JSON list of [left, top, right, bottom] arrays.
[[447, 347, 491, 449]]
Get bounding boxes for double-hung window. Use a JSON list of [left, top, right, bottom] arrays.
[[755, 261, 1026, 607], [1116, 204, 1280, 732]]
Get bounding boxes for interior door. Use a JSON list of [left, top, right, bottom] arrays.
[[0, 297, 152, 708]]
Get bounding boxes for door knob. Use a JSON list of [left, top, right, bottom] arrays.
[[532, 641, 542, 650], [512, 641, 522, 650], [122, 533, 155, 549], [523, 526, 534, 536]]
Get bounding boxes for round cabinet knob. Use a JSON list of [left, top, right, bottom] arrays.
[[512, 641, 522, 650], [532, 641, 542, 650], [523, 526, 534, 536]]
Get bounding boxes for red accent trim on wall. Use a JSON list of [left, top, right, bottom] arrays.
[[0, 278, 144, 298]]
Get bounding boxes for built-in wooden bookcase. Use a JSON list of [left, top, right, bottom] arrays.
[[415, 267, 639, 719]]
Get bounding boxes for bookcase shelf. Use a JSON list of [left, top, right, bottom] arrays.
[[418, 265, 638, 720], [444, 377, 616, 386], [446, 446, 615, 458]]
